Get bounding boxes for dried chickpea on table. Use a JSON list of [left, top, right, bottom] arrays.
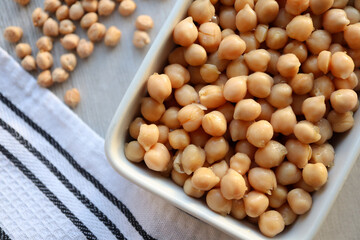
[[125, 0, 360, 238]]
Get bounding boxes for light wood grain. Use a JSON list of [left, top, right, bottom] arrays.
[[0, 1, 359, 239]]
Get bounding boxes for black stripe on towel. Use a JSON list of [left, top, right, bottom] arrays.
[[0, 93, 155, 240], [0, 118, 126, 240], [0, 226, 11, 240], [0, 144, 97, 240]]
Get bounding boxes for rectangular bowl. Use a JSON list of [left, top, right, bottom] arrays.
[[105, 1, 360, 239]]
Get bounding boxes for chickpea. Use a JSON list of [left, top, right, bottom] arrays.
[[247, 72, 274, 98], [229, 120, 252, 142], [118, 0, 136, 16], [235, 4, 257, 33], [175, 84, 198, 106], [327, 110, 354, 132], [129, 117, 146, 139], [317, 50, 331, 74], [269, 185, 288, 208], [271, 106, 297, 136], [282, 41, 306, 64], [266, 83, 293, 109], [69, 1, 84, 20], [309, 0, 334, 15], [257, 99, 275, 122], [310, 76, 334, 100], [160, 107, 181, 129], [244, 191, 269, 218], [334, 72, 358, 90], [190, 167, 219, 191], [65, 0, 77, 6], [315, 118, 333, 145], [147, 73, 172, 104], [13, 0, 30, 6], [169, 129, 190, 150], [277, 203, 297, 226], [164, 64, 190, 88], [332, 0, 348, 8], [35, 37, 52, 53], [56, 5, 69, 21], [267, 50, 280, 75], [302, 55, 322, 78], [32, 8, 49, 27], [294, 120, 321, 144], [144, 143, 170, 172], [124, 141, 145, 163], [286, 14, 314, 42], [273, 8, 294, 28], [188, 0, 215, 24], [133, 31, 151, 48], [59, 19, 76, 35], [52, 68, 69, 83], [229, 153, 251, 175], [255, 140, 287, 168], [60, 53, 77, 72], [171, 169, 188, 187], [15, 43, 31, 59], [226, 57, 248, 78], [276, 161, 302, 185], [206, 188, 232, 215], [220, 0, 235, 6], [141, 97, 165, 122], [301, 95, 326, 123], [77, 39, 94, 58], [234, 99, 261, 121], [37, 70, 53, 88], [255, 0, 279, 24], [254, 24, 268, 43], [330, 52, 355, 79], [221, 29, 235, 40], [202, 111, 227, 137], [246, 120, 273, 148], [258, 210, 285, 238], [285, 139, 312, 169], [302, 163, 328, 190], [80, 12, 98, 29], [240, 32, 260, 53], [221, 169, 247, 200], [329, 43, 346, 54], [243, 49, 271, 72], [344, 6, 360, 24], [277, 53, 300, 78], [199, 85, 226, 109], [330, 89, 358, 113], [137, 124, 159, 151], [198, 22, 222, 53], [44, 0, 61, 13], [306, 30, 332, 55], [178, 104, 204, 132], [234, 0, 254, 11], [235, 140, 257, 160], [181, 144, 206, 175], [88, 23, 106, 42], [98, 0, 115, 16], [204, 137, 229, 164], [310, 143, 335, 167], [289, 73, 313, 95], [60, 34, 80, 50], [43, 18, 59, 37], [266, 27, 288, 50], [36, 52, 53, 70], [21, 56, 36, 71], [287, 188, 312, 215], [285, 0, 309, 15], [200, 64, 220, 83], [323, 9, 350, 33], [216, 103, 234, 123], [184, 44, 207, 66], [82, 0, 98, 12], [168, 47, 188, 67], [344, 23, 360, 50], [231, 199, 246, 220], [156, 125, 168, 144], [208, 52, 230, 73], [173, 17, 198, 47], [218, 35, 246, 60], [134, 15, 154, 32], [219, 7, 237, 31]]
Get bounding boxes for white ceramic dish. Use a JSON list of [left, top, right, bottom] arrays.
[[105, 1, 360, 239]]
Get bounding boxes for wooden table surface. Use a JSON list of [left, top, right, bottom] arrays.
[[1, 1, 359, 239]]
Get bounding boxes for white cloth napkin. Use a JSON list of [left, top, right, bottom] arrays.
[[0, 48, 232, 240]]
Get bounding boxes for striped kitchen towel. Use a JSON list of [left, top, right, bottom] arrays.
[[0, 48, 230, 240]]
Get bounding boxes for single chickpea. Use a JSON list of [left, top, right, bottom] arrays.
[[144, 143, 171, 172], [266, 83, 293, 109], [103, 26, 121, 46], [323, 9, 350, 33], [286, 139, 312, 169], [290, 73, 314, 95], [221, 169, 247, 200], [344, 23, 360, 50], [56, 5, 69, 21], [277, 53, 300, 78], [266, 27, 288, 50], [188, 0, 215, 24], [192, 167, 220, 191], [254, 0, 279, 24], [317, 50, 331, 74], [244, 191, 270, 219], [302, 96, 326, 123], [43, 18, 59, 37], [15, 43, 31, 59], [218, 35, 246, 60], [284, 41, 308, 63], [98, 0, 115, 16], [286, 14, 314, 42], [235, 4, 257, 33], [13, 0, 30, 6], [302, 163, 328, 189], [21, 56, 37, 71], [327, 110, 354, 132], [171, 169, 188, 187], [229, 120, 252, 142], [129, 117, 146, 139], [270, 106, 297, 136], [315, 118, 333, 145], [306, 30, 332, 55], [173, 17, 198, 47], [309, 0, 334, 15], [267, 50, 280, 75], [69, 1, 84, 20], [257, 99, 275, 122], [202, 111, 227, 137], [164, 64, 190, 88], [88, 23, 106, 42], [235, 140, 257, 160], [52, 68, 69, 83], [223, 76, 247, 103], [199, 85, 226, 109], [269, 185, 288, 208], [344, 6, 360, 24], [231, 199, 246, 220], [135, 15, 154, 31], [160, 107, 181, 129], [36, 37, 52, 52], [80, 12, 98, 29], [254, 24, 269, 43], [200, 64, 220, 83], [234, 0, 254, 11], [118, 0, 136, 16], [168, 47, 188, 67], [287, 188, 312, 215], [147, 73, 172, 104], [125, 141, 145, 163], [32, 8, 49, 27], [275, 161, 302, 185], [190, 127, 210, 148], [64, 88, 80, 108], [226, 57, 248, 78], [168, 129, 190, 150], [36, 51, 53, 70], [246, 120, 273, 148], [230, 153, 251, 175], [247, 72, 274, 98], [310, 143, 335, 167], [59, 19, 76, 35], [334, 72, 358, 90], [310, 76, 334, 100], [330, 52, 355, 79], [294, 120, 321, 144], [330, 89, 358, 113], [184, 44, 207, 66], [175, 84, 199, 106], [137, 124, 159, 151], [157, 125, 169, 144], [44, 0, 61, 13], [285, 0, 309, 15], [302, 55, 322, 78], [258, 210, 285, 238], [183, 177, 205, 198], [181, 144, 206, 175], [37, 70, 53, 88], [234, 99, 261, 121], [133, 31, 151, 48], [204, 137, 229, 164], [221, 29, 235, 40], [240, 32, 260, 53], [244, 49, 271, 72], [210, 160, 229, 182], [219, 7, 236, 30], [60, 34, 80, 50], [177, 104, 204, 132], [277, 203, 298, 226], [141, 97, 165, 122], [198, 22, 222, 53], [60, 53, 77, 72], [77, 39, 94, 58], [206, 188, 232, 215], [82, 0, 98, 12], [4, 26, 23, 43], [255, 140, 287, 169]]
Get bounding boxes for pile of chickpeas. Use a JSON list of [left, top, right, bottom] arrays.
[[4, 0, 154, 108], [124, 0, 360, 237]]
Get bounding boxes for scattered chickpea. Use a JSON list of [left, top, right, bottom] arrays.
[[32, 8, 49, 27], [133, 31, 151, 48], [44, 0, 61, 13], [59, 19, 76, 35], [37, 70, 53, 88], [15, 43, 31, 59], [60, 53, 77, 72], [3, 26, 23, 43], [36, 51, 53, 70], [21, 56, 36, 71], [61, 34, 80, 50], [69, 1, 85, 21], [13, 0, 30, 6], [118, 0, 137, 16], [98, 0, 115, 16], [64, 88, 81, 108], [56, 5, 69, 21], [80, 12, 98, 29], [104, 26, 122, 47], [43, 18, 59, 37], [87, 23, 106, 42], [135, 15, 154, 31], [77, 39, 94, 58], [52, 68, 69, 83]]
